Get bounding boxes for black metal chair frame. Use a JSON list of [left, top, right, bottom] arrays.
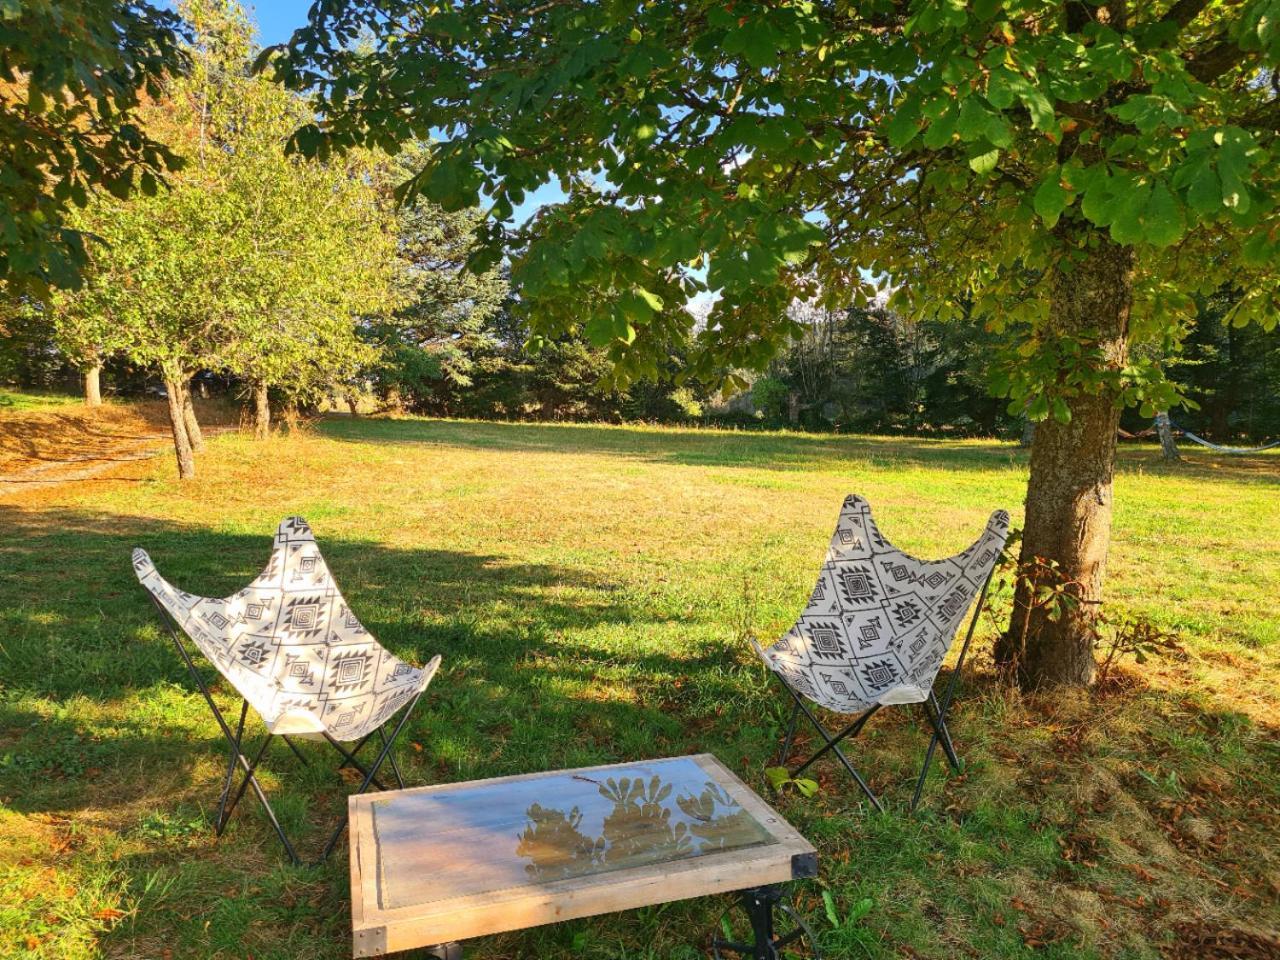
[[771, 570, 996, 813], [148, 594, 424, 866]]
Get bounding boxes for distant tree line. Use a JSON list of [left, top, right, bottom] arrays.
[[6, 280, 1277, 443], [3, 3, 1275, 461]]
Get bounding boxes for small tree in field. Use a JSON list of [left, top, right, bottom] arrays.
[[56, 0, 398, 475], [269, 0, 1279, 689]]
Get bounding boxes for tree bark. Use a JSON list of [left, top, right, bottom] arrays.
[[163, 376, 196, 480], [83, 360, 102, 407], [996, 234, 1134, 689], [1155, 411, 1180, 462], [253, 380, 271, 439], [345, 392, 360, 417], [181, 379, 204, 452], [1019, 415, 1036, 448]]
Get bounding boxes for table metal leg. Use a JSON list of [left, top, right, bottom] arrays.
[[421, 943, 462, 959], [711, 885, 821, 960]]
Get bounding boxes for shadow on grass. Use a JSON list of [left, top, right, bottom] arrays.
[[0, 504, 753, 829]]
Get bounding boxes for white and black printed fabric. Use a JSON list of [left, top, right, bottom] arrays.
[[133, 517, 440, 742], [753, 496, 1010, 714]]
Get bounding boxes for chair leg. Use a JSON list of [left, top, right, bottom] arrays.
[[924, 693, 962, 772], [150, 605, 300, 864], [336, 731, 374, 771], [782, 687, 885, 813], [911, 692, 963, 812], [378, 728, 406, 789], [776, 701, 801, 767], [217, 733, 274, 834], [317, 690, 425, 863], [322, 734, 391, 792], [281, 735, 310, 767], [216, 700, 249, 829]]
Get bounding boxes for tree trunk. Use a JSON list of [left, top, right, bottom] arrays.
[[181, 379, 204, 452], [83, 360, 103, 407], [345, 392, 360, 417], [996, 235, 1134, 689], [164, 376, 196, 480], [253, 380, 271, 439], [1019, 416, 1036, 448], [1155, 411, 1180, 462]]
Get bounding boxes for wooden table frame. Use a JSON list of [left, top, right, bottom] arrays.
[[348, 754, 818, 957]]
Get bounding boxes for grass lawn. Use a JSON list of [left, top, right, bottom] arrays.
[[1, 416, 1277, 959], [0, 389, 83, 412]]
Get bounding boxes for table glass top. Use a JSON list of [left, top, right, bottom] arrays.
[[370, 756, 777, 909]]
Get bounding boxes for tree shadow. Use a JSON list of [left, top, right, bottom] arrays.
[[0, 505, 753, 824]]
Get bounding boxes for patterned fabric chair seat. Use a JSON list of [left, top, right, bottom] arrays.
[[134, 517, 439, 742], [754, 495, 1009, 713], [753, 495, 1010, 811]]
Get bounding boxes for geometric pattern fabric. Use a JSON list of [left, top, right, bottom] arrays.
[[133, 517, 440, 742], [753, 495, 1010, 714]]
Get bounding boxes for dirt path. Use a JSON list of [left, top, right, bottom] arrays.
[[0, 400, 235, 499]]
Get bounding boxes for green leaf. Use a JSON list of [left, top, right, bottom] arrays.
[[1033, 167, 1074, 227], [968, 147, 1000, 175], [1183, 159, 1223, 218], [883, 100, 922, 149], [585, 312, 617, 347], [793, 777, 819, 797], [634, 287, 663, 312], [822, 890, 842, 929], [1145, 180, 1185, 248], [764, 766, 791, 791]]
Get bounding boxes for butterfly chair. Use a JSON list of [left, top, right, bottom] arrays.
[[133, 517, 441, 865], [753, 495, 1009, 811]]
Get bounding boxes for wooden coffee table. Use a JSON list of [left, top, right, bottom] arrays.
[[348, 753, 819, 958]]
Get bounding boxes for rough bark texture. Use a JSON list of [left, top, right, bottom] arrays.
[[83, 362, 102, 407], [1155, 411, 1181, 462], [181, 379, 204, 452], [1020, 416, 1036, 448], [996, 234, 1134, 689], [253, 380, 271, 439], [164, 377, 196, 479]]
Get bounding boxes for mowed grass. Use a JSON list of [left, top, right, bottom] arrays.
[[0, 389, 84, 412], [1, 416, 1277, 960]]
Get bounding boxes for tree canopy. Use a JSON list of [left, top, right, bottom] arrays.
[[0, 1, 187, 293], [270, 0, 1279, 688], [270, 0, 1277, 399]]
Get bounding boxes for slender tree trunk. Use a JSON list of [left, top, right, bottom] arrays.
[[83, 360, 103, 407], [253, 380, 271, 439], [163, 376, 196, 480], [1155, 411, 1180, 462], [996, 234, 1134, 689], [181, 379, 204, 452], [345, 392, 360, 417]]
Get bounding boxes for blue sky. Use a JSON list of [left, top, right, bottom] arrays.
[[246, 1, 312, 46]]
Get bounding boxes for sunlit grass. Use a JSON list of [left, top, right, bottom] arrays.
[[1, 416, 1277, 959], [0, 389, 83, 412]]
